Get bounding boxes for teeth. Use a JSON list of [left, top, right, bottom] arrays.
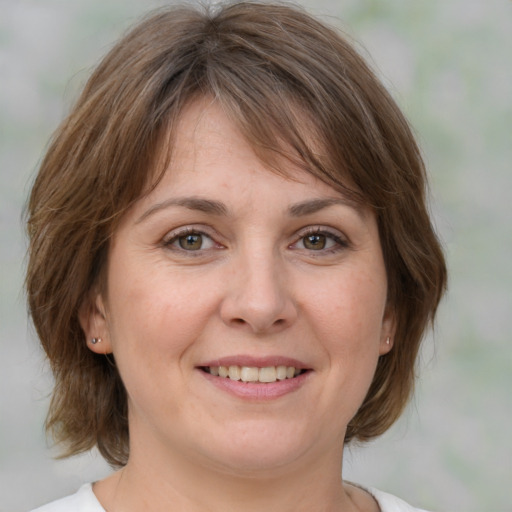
[[258, 366, 276, 383], [240, 366, 259, 382], [228, 365, 241, 380], [276, 365, 287, 380], [206, 365, 302, 383]]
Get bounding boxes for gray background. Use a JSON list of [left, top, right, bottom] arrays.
[[1, 0, 511, 510]]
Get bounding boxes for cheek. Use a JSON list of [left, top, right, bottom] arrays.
[[307, 268, 387, 344], [308, 274, 386, 423], [105, 261, 220, 363], [307, 267, 387, 411], [103, 272, 213, 411]]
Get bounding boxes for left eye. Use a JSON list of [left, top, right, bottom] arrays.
[[302, 233, 329, 250], [166, 231, 216, 251], [294, 231, 344, 251]]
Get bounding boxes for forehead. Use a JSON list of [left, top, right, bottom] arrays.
[[145, 96, 365, 206], [128, 98, 369, 225]]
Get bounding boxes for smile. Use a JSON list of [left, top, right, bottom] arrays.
[[201, 365, 305, 383]]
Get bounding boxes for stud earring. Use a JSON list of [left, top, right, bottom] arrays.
[[91, 337, 102, 345], [386, 337, 391, 345]]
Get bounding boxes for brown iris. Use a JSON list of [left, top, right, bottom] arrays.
[[179, 233, 203, 250], [303, 234, 326, 250]]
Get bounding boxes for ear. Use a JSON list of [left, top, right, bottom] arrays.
[[78, 291, 113, 354], [379, 305, 396, 356]]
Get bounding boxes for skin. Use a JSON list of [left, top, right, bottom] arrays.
[[81, 99, 394, 512]]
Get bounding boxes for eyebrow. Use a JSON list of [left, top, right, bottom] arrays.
[[136, 195, 365, 224], [288, 198, 366, 218], [136, 197, 228, 224]]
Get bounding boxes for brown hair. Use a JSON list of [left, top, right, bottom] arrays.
[[26, 1, 447, 467]]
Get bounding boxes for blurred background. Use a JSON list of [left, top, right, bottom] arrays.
[[1, 0, 510, 510]]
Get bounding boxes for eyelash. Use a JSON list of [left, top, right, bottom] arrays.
[[162, 226, 349, 256], [162, 227, 220, 254], [291, 228, 350, 254]]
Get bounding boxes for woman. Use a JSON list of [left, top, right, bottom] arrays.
[[26, 2, 447, 511]]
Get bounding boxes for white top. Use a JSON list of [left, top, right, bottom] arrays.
[[30, 483, 431, 512]]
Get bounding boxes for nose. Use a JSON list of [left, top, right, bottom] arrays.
[[220, 250, 298, 334]]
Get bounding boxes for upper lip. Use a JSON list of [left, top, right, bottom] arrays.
[[199, 355, 310, 369]]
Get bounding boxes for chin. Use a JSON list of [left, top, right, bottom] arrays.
[[196, 419, 321, 475], [208, 448, 305, 477]]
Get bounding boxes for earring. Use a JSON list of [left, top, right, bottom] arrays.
[[386, 337, 391, 345], [91, 337, 102, 345]]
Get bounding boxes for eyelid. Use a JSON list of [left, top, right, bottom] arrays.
[[160, 224, 349, 254], [162, 225, 224, 252], [291, 226, 350, 252]]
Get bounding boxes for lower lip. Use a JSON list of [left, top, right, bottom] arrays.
[[198, 369, 311, 400]]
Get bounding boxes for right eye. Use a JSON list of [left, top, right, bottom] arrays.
[[300, 233, 330, 250], [164, 230, 217, 252]]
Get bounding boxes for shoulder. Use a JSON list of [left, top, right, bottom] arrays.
[[29, 483, 105, 512], [368, 487, 432, 512]]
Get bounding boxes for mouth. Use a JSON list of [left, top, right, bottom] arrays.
[[199, 365, 308, 384]]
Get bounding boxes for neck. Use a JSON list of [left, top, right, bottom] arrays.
[[94, 437, 358, 512]]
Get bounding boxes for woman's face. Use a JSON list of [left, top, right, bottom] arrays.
[[84, 99, 394, 475]]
